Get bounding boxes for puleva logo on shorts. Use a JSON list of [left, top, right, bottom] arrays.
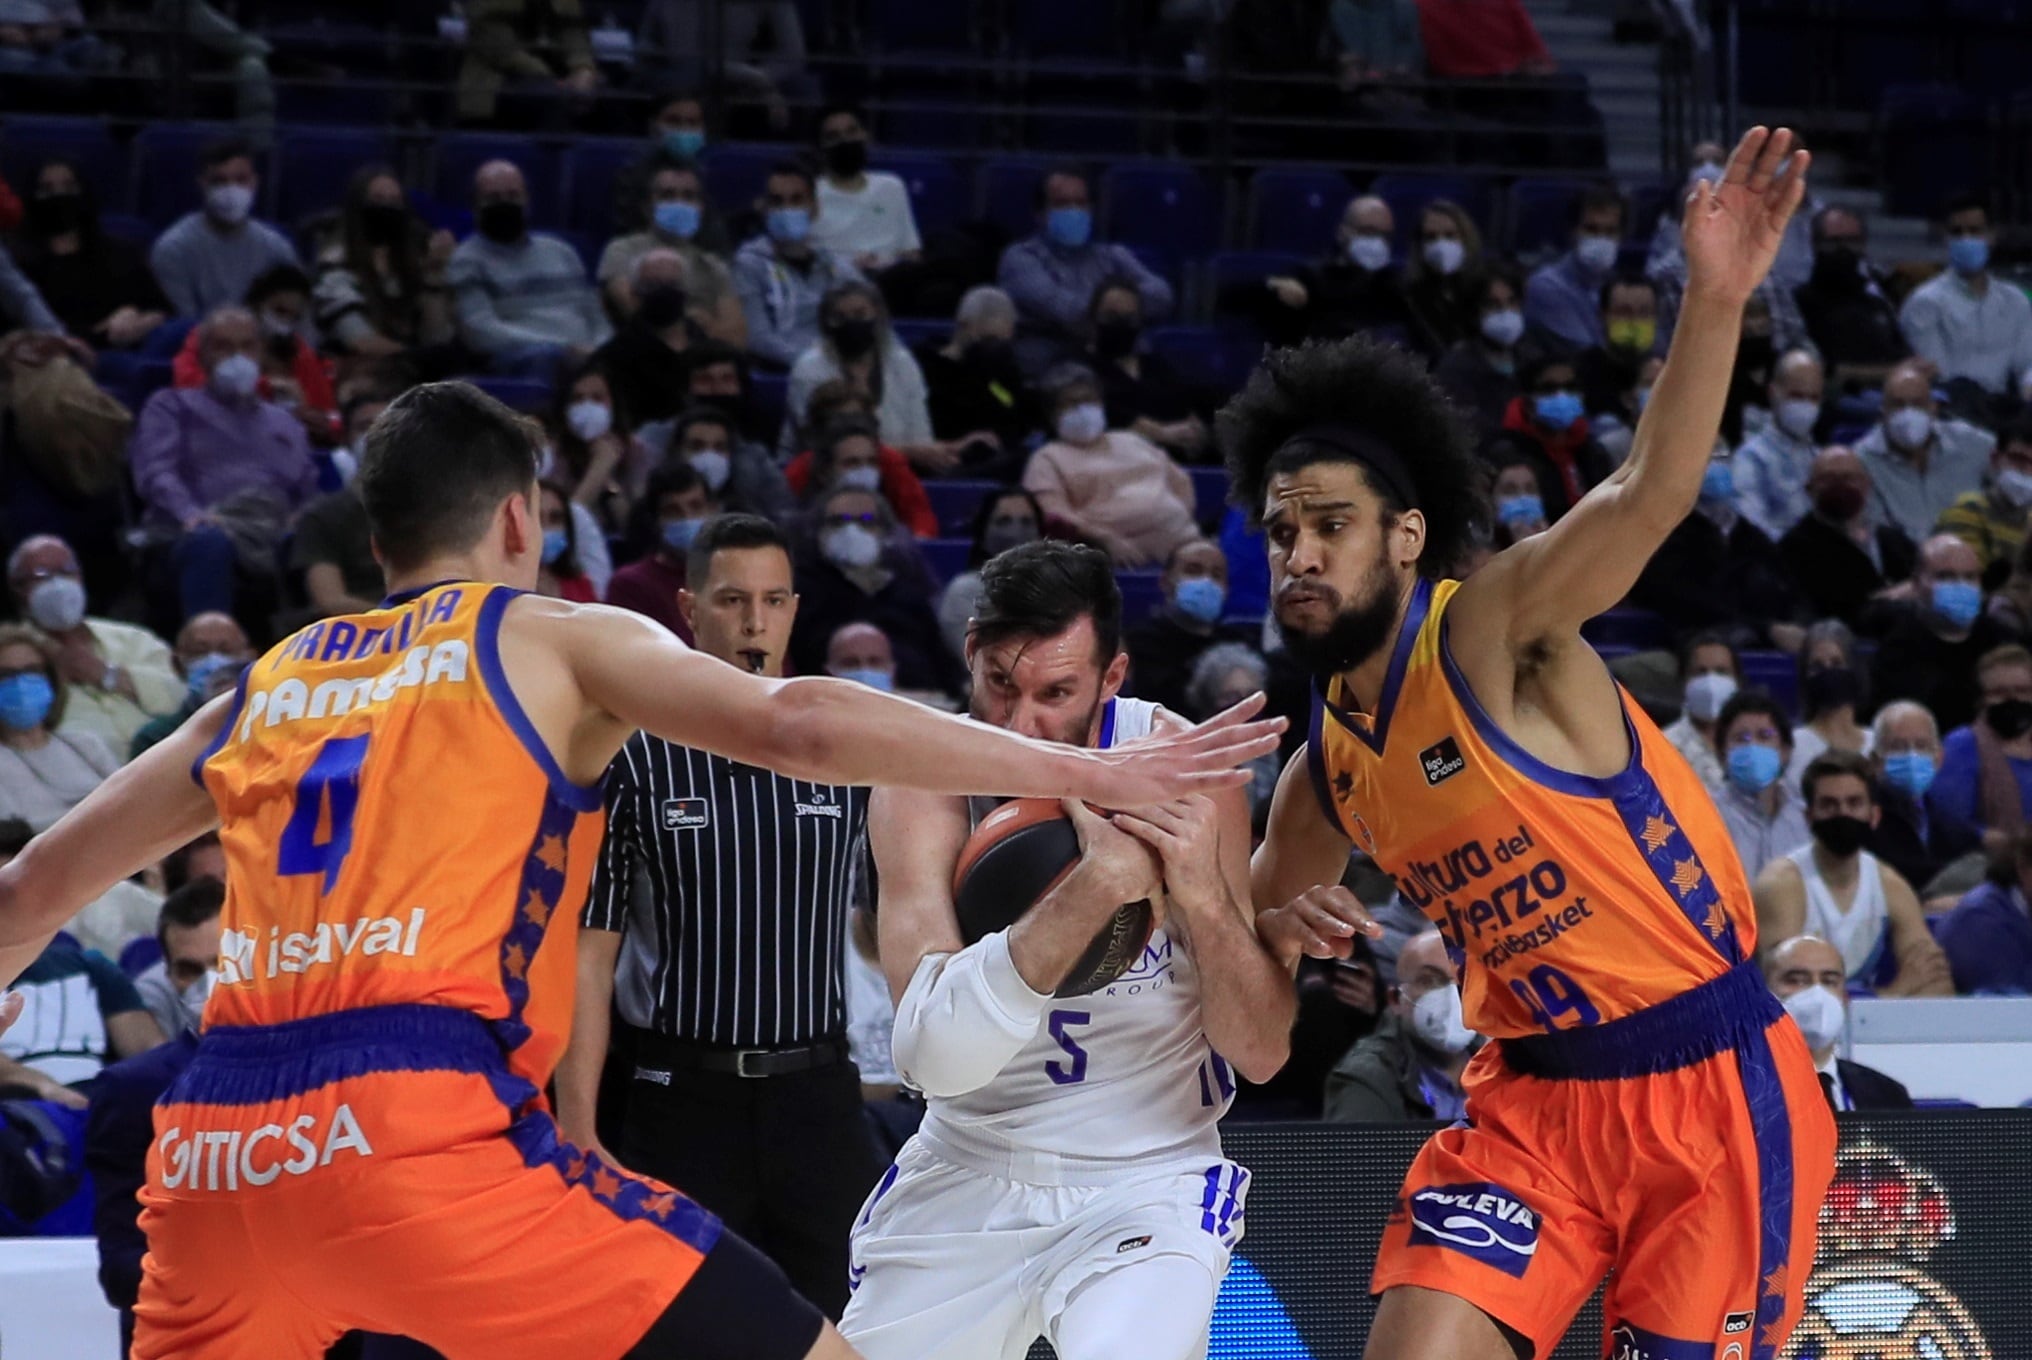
[[1419, 737, 1466, 786], [662, 797, 709, 831], [1405, 1182, 1538, 1278]]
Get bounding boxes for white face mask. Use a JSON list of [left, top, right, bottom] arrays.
[[205, 182, 254, 225], [1411, 983, 1477, 1055], [26, 575, 87, 632], [1346, 234, 1391, 272], [179, 967, 217, 1023], [1998, 466, 2032, 509], [1480, 308, 1525, 348], [688, 448, 731, 491], [567, 400, 614, 441], [258, 309, 296, 340], [835, 464, 882, 494], [1575, 233, 1620, 273], [1683, 671, 1738, 723], [1775, 398, 1820, 441], [209, 352, 261, 401], [1782, 983, 1846, 1052], [1423, 237, 1466, 275], [1885, 407, 1934, 452], [821, 522, 883, 570], [1056, 401, 1106, 445]]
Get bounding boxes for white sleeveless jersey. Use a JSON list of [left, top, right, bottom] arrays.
[[920, 697, 1234, 1174], [1786, 843, 1889, 984]]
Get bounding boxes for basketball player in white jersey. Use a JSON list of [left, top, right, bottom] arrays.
[[842, 541, 1296, 1360]]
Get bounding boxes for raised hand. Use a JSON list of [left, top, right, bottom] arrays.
[[1087, 694, 1285, 806], [1257, 884, 1384, 969], [1683, 126, 1810, 305]]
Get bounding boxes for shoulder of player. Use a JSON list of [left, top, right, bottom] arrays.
[[1149, 704, 1188, 737], [1752, 852, 1806, 894]]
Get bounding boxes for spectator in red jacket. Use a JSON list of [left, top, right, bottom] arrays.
[[783, 383, 939, 537]]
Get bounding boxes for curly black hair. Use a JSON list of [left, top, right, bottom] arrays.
[[1216, 333, 1486, 578]]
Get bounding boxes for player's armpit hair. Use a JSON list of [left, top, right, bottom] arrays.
[[892, 932, 1052, 1098]]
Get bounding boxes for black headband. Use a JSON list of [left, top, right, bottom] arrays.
[[1274, 422, 1420, 511]]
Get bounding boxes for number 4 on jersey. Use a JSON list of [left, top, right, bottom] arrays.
[[278, 735, 371, 892]]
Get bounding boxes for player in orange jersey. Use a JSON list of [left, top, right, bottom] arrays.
[[0, 381, 1283, 1360], [1238, 129, 1836, 1360]]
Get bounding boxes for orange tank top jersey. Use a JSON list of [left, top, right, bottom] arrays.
[[1308, 575, 1757, 1039], [192, 581, 605, 1089]]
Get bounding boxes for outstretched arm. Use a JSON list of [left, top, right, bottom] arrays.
[[0, 696, 228, 987], [1454, 127, 1809, 651]]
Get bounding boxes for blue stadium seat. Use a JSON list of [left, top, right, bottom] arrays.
[[553, 229, 597, 278], [891, 318, 949, 349], [1102, 163, 1218, 261], [119, 936, 163, 978], [1740, 650, 1799, 717], [467, 376, 553, 413], [0, 115, 126, 205], [132, 123, 263, 226], [1116, 570, 1164, 625], [1627, 181, 1674, 242], [1506, 178, 1590, 258], [1008, 0, 1123, 59], [1247, 168, 1351, 254], [274, 128, 398, 226], [1880, 85, 1990, 220], [275, 79, 400, 128], [1208, 250, 1307, 300], [99, 212, 154, 247], [873, 152, 967, 237], [1369, 173, 1494, 252], [1188, 466, 1231, 528], [927, 479, 998, 536], [701, 142, 788, 217], [1581, 607, 1670, 650], [866, 0, 974, 52], [433, 133, 562, 229], [978, 158, 1055, 241], [1145, 325, 1256, 398], [563, 137, 648, 233], [878, 98, 991, 153], [921, 537, 973, 583]]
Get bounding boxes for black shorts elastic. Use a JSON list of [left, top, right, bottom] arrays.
[[623, 1226, 826, 1360]]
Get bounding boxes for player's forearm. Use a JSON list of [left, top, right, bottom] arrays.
[[1621, 287, 1746, 527], [1006, 860, 1137, 994], [1172, 892, 1295, 1084]]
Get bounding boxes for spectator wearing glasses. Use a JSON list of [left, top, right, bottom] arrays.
[[311, 165, 458, 366], [785, 392, 938, 538], [1323, 929, 1481, 1123], [1869, 534, 2020, 734], [1400, 200, 1484, 361], [148, 138, 299, 320], [598, 155, 745, 349], [15, 157, 169, 349], [1938, 414, 2032, 590], [734, 161, 864, 369], [787, 481, 961, 696], [0, 625, 119, 832], [1574, 273, 1661, 431], [1930, 643, 2032, 836], [1480, 353, 1614, 521], [809, 104, 922, 276], [1899, 194, 2032, 407], [7, 535, 181, 752], [1868, 700, 1981, 900], [127, 611, 253, 760], [1855, 359, 1993, 545], [1935, 827, 2032, 995], [1523, 185, 1625, 351], [1714, 688, 1811, 879], [1793, 206, 1908, 389], [997, 167, 1174, 373], [1778, 445, 1916, 631], [1434, 265, 1531, 435]]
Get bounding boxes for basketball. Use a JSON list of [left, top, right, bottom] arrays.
[[951, 798, 1155, 998]]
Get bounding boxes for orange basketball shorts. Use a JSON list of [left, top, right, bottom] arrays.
[[131, 1004, 720, 1360], [1372, 962, 1839, 1360]]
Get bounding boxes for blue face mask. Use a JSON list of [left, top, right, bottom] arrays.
[[835, 667, 895, 692], [541, 529, 570, 566], [653, 200, 701, 240], [1727, 742, 1782, 795], [1931, 579, 1982, 628], [1045, 206, 1092, 249], [184, 652, 238, 707], [1948, 236, 1990, 275], [1173, 576, 1226, 625], [661, 516, 707, 554], [1496, 494, 1544, 527], [766, 207, 811, 245], [662, 129, 705, 160], [1700, 460, 1735, 502], [0, 671, 54, 731], [1880, 750, 1937, 799], [1533, 391, 1584, 430]]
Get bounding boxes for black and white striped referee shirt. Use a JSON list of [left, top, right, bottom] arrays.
[[584, 733, 870, 1048]]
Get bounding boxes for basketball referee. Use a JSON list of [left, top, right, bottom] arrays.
[[556, 514, 885, 1318]]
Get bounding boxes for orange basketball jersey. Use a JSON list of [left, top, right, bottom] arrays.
[[192, 581, 604, 1090], [1309, 576, 1757, 1039]]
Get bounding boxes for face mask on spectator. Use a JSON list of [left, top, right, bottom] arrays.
[[541, 529, 569, 566], [821, 522, 883, 570], [1726, 742, 1782, 795], [1700, 460, 1734, 503], [26, 575, 87, 632], [567, 400, 613, 442], [836, 465, 882, 494], [653, 200, 701, 240], [1809, 813, 1871, 858], [1812, 244, 1864, 291], [180, 966, 216, 1013], [206, 182, 253, 225], [1497, 493, 1544, 527], [635, 284, 688, 330], [1986, 697, 2032, 739], [826, 316, 879, 360], [1173, 576, 1226, 626], [1682, 672, 1737, 723], [1533, 391, 1584, 430], [1607, 318, 1656, 354], [1885, 407, 1933, 452], [1931, 579, 1982, 629], [28, 191, 83, 238], [210, 352, 261, 401], [965, 335, 1015, 371], [184, 652, 239, 707], [1045, 207, 1092, 249], [687, 448, 731, 492], [1345, 235, 1391, 272], [1480, 308, 1524, 348], [1812, 480, 1866, 522], [823, 139, 869, 179], [361, 202, 407, 246], [982, 515, 1037, 556], [1057, 402, 1106, 445], [1880, 750, 1937, 798], [476, 201, 525, 244], [1802, 665, 1860, 714], [660, 517, 707, 553], [1948, 236, 1990, 275], [766, 207, 811, 245], [1422, 237, 1465, 275], [1411, 983, 1476, 1055], [1997, 466, 2032, 508], [1775, 398, 1820, 440], [1575, 234, 1619, 273], [1781, 983, 1845, 1051], [662, 129, 706, 160], [836, 666, 894, 692], [0, 672, 54, 731]]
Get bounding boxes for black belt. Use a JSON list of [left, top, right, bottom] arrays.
[[627, 1028, 850, 1080]]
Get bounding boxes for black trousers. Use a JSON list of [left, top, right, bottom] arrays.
[[617, 1040, 886, 1320]]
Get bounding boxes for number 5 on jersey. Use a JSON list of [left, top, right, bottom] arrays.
[[278, 735, 371, 892]]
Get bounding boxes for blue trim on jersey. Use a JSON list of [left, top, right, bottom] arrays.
[[490, 787, 579, 1059], [473, 585, 605, 812], [1317, 575, 1433, 756], [188, 662, 253, 789], [1499, 961, 1781, 1080], [1099, 697, 1117, 749], [1304, 688, 1342, 832], [506, 1105, 724, 1256], [164, 1003, 539, 1111], [1735, 1022, 1796, 1360], [380, 578, 471, 609]]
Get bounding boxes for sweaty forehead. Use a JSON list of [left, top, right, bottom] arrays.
[[1263, 461, 1375, 523], [976, 618, 1104, 683]]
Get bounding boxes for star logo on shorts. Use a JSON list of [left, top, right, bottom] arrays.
[[1640, 815, 1673, 851], [536, 834, 568, 874], [1670, 858, 1704, 896], [1763, 1264, 1787, 1298]]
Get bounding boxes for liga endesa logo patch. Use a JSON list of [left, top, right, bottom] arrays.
[[1404, 1182, 1539, 1278]]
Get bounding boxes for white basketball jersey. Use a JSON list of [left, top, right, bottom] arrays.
[[922, 697, 1234, 1172]]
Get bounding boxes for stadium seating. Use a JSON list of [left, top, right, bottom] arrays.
[[1369, 173, 1496, 251], [433, 132, 562, 230], [1246, 168, 1351, 255], [1102, 163, 1219, 261], [1505, 178, 1591, 258], [0, 115, 126, 206], [274, 127, 398, 226], [562, 137, 648, 233], [978, 158, 1057, 241], [873, 152, 968, 237], [1740, 650, 1800, 717], [132, 122, 264, 226], [928, 479, 1001, 536], [921, 537, 973, 583], [1879, 85, 1991, 220]]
